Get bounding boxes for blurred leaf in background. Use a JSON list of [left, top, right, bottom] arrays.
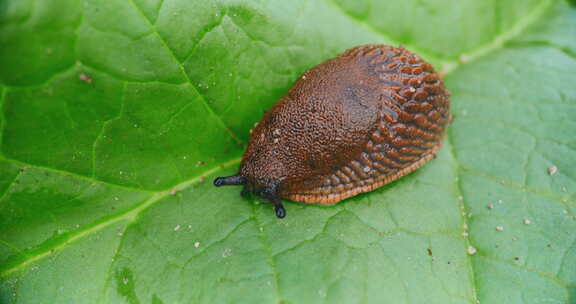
[[1, 0, 575, 303]]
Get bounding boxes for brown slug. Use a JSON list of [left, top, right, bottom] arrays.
[[214, 44, 451, 218]]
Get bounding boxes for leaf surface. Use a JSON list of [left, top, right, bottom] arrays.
[[1, 0, 575, 303]]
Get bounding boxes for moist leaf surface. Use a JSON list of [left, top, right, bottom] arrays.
[[1, 0, 575, 303]]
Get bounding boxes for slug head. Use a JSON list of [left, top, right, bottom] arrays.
[[213, 174, 286, 218]]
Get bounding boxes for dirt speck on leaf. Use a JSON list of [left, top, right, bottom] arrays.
[[222, 248, 232, 258], [79, 73, 92, 84], [548, 166, 558, 175]]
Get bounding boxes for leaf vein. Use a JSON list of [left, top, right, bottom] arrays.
[[252, 205, 283, 303], [91, 82, 127, 178], [446, 127, 481, 303], [126, 0, 243, 147], [0, 157, 241, 276]]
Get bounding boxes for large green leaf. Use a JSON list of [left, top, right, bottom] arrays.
[[1, 0, 575, 303]]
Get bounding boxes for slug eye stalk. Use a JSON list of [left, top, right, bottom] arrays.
[[213, 174, 286, 219], [213, 174, 246, 187]]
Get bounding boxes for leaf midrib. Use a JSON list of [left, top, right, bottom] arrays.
[[0, 157, 240, 276]]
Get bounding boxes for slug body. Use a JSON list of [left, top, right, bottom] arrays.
[[214, 44, 451, 218]]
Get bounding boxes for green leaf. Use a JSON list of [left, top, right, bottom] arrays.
[[1, 0, 575, 303]]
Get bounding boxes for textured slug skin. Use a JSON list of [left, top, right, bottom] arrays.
[[240, 44, 451, 204]]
